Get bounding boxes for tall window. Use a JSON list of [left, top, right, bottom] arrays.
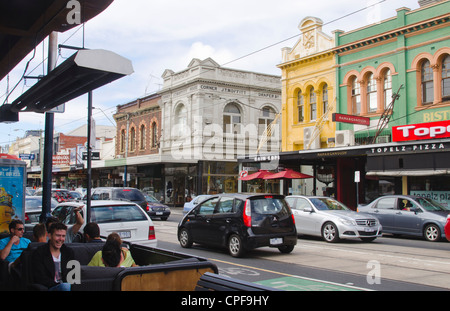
[[139, 124, 145, 150], [223, 103, 241, 134], [310, 87, 316, 121], [120, 129, 125, 153], [322, 84, 328, 115], [384, 69, 392, 109], [258, 106, 275, 137], [367, 73, 377, 112], [421, 60, 434, 104], [130, 127, 136, 151], [442, 55, 450, 101], [351, 78, 361, 115], [151, 122, 158, 148], [174, 104, 187, 136], [297, 90, 304, 122]]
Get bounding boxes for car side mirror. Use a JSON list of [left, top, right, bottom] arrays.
[[303, 207, 313, 213]]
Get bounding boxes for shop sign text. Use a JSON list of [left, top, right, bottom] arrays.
[[392, 120, 450, 142]]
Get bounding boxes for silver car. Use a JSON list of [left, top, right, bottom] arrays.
[[358, 195, 450, 242], [286, 196, 382, 243]]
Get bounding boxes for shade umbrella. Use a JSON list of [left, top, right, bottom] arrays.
[[263, 169, 313, 180], [239, 170, 274, 181]]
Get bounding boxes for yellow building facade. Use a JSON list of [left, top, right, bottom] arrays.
[[278, 17, 336, 152]]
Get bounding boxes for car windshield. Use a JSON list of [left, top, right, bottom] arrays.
[[415, 197, 450, 211], [26, 198, 43, 209], [144, 194, 159, 203], [310, 198, 349, 211]]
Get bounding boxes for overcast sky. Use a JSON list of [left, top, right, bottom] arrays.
[[0, 0, 420, 148]]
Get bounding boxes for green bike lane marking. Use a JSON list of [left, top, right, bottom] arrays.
[[211, 258, 371, 291]]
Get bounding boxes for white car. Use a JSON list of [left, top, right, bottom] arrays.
[[52, 200, 157, 247], [286, 195, 382, 243], [183, 195, 212, 215]]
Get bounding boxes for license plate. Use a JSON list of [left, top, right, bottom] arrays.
[[270, 238, 283, 245], [364, 228, 375, 232], [156, 212, 163, 215], [118, 231, 131, 239]]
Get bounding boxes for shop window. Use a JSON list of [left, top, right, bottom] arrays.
[[258, 106, 275, 137], [421, 60, 434, 105], [174, 104, 187, 137], [120, 129, 126, 153], [297, 90, 304, 123], [151, 122, 158, 148]]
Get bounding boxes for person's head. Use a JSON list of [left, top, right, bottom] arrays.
[[84, 222, 100, 241], [45, 216, 58, 232], [101, 240, 121, 267], [48, 223, 67, 250], [33, 223, 47, 242], [106, 232, 123, 244], [9, 219, 25, 238]]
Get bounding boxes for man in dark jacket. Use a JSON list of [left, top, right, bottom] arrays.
[[32, 223, 74, 291]]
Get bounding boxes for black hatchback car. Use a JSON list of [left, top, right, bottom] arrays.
[[178, 193, 297, 257]]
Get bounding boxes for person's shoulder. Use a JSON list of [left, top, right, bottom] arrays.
[[21, 237, 31, 245]]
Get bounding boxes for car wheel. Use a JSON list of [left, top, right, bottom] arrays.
[[278, 245, 295, 254], [179, 228, 193, 248], [228, 234, 246, 257], [322, 222, 340, 243], [424, 224, 441, 242]]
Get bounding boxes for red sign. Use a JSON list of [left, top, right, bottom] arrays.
[[392, 120, 450, 142], [52, 155, 70, 166], [332, 113, 370, 126]]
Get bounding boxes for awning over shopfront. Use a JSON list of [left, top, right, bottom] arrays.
[[366, 170, 450, 177], [263, 169, 313, 180], [239, 170, 274, 181]]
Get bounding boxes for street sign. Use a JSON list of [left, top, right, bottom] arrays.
[[82, 152, 100, 160], [19, 154, 35, 160]]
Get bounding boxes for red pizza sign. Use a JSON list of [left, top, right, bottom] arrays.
[[392, 120, 450, 142]]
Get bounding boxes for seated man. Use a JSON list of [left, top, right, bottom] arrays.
[[32, 223, 74, 291], [0, 220, 30, 263]]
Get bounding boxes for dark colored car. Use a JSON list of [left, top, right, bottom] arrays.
[[358, 195, 450, 242], [178, 193, 297, 257], [144, 193, 171, 220], [91, 187, 167, 219]]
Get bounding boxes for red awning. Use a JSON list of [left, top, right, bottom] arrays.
[[239, 170, 274, 181], [263, 169, 313, 180]]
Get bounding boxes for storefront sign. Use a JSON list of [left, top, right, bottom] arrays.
[[369, 143, 446, 154], [410, 190, 450, 208], [332, 113, 370, 126], [392, 120, 450, 142], [52, 155, 70, 166]]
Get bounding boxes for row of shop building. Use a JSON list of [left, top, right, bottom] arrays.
[[7, 0, 450, 208]]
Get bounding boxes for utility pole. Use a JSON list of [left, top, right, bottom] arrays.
[[40, 32, 57, 223]]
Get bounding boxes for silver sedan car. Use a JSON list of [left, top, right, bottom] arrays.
[[286, 196, 382, 243]]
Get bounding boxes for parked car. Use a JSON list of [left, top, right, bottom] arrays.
[[34, 188, 73, 203], [286, 195, 382, 243], [52, 200, 157, 246], [69, 191, 82, 200], [143, 193, 171, 220], [183, 195, 212, 215], [25, 196, 58, 224], [178, 193, 297, 257], [358, 195, 450, 242], [445, 214, 450, 242]]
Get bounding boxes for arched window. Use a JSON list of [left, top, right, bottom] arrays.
[[223, 103, 241, 133], [351, 78, 361, 115], [130, 127, 136, 151], [442, 55, 450, 101], [310, 87, 316, 121], [120, 129, 126, 153], [322, 84, 328, 115], [258, 106, 275, 137], [297, 90, 304, 123], [367, 73, 377, 112], [151, 122, 158, 148], [383, 69, 392, 109], [174, 104, 187, 136], [139, 124, 145, 150], [421, 60, 434, 105]]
